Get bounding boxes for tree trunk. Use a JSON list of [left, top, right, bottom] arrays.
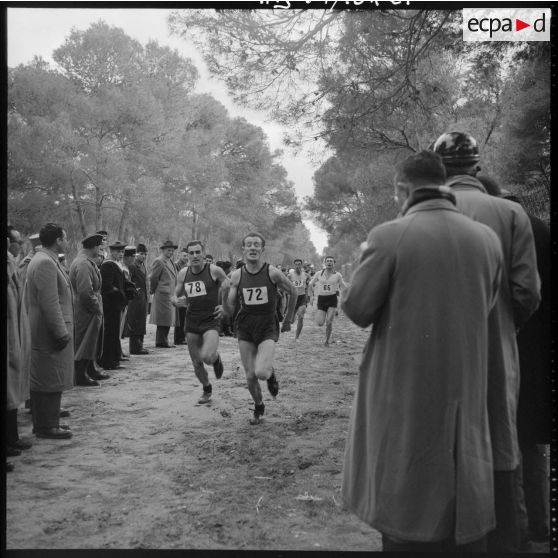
[[192, 207, 199, 240], [117, 194, 131, 241], [70, 180, 87, 237]]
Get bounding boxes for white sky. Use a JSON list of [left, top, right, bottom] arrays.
[[7, 7, 329, 253]]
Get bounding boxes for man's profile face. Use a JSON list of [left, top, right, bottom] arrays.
[[242, 237, 264, 262], [187, 244, 204, 267], [8, 230, 22, 258], [91, 245, 100, 258], [56, 230, 69, 254]]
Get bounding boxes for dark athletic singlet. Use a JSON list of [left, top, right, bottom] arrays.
[[183, 263, 219, 318], [237, 263, 278, 316]]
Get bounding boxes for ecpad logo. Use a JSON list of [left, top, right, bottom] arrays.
[[463, 8, 550, 42]]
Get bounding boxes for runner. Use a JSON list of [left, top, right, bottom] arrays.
[[171, 240, 228, 405], [283, 258, 310, 339], [223, 232, 296, 425], [308, 256, 348, 346]]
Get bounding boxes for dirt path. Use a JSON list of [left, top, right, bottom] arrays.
[[7, 312, 382, 550]]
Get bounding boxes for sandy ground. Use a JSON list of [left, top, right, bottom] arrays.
[[7, 311, 382, 550], [6, 311, 550, 552]]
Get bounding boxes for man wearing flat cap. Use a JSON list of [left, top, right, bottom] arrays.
[[69, 234, 108, 386], [99, 241, 128, 369], [127, 243, 150, 354], [149, 240, 178, 348]]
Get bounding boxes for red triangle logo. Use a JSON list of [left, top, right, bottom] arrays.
[[516, 19, 530, 31]]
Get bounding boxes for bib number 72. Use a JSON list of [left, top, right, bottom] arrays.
[[243, 286, 269, 305]]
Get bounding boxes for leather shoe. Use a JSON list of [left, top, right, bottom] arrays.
[[120, 354, 130, 360], [35, 427, 73, 439], [11, 438, 32, 450], [90, 372, 110, 380], [131, 349, 149, 355], [76, 375, 99, 387], [7, 446, 22, 457], [59, 409, 70, 418]]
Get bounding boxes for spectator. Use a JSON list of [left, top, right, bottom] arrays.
[[25, 223, 74, 439], [98, 241, 127, 370], [69, 233, 107, 387], [341, 151, 503, 551], [174, 248, 189, 346], [477, 174, 551, 546], [149, 240, 178, 348], [7, 226, 32, 463], [127, 243, 150, 355], [432, 132, 541, 552]]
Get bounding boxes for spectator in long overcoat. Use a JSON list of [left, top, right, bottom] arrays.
[[127, 243, 149, 354], [478, 175, 551, 545], [149, 240, 178, 348], [98, 241, 127, 370], [69, 233, 107, 387], [7, 227, 31, 459], [18, 232, 40, 283], [341, 152, 503, 552], [25, 223, 74, 439], [120, 246, 139, 358], [432, 132, 541, 552]]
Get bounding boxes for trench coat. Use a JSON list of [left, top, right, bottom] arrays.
[[69, 249, 103, 361], [517, 215, 550, 445], [25, 247, 74, 393], [149, 256, 176, 327], [127, 259, 148, 336], [7, 252, 30, 409], [446, 175, 541, 470], [341, 198, 503, 544]]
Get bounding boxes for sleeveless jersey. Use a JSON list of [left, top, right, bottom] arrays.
[[238, 263, 278, 315], [183, 264, 219, 318], [288, 270, 309, 296], [315, 270, 343, 296]]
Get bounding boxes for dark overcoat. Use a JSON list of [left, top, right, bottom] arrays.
[[25, 247, 74, 392], [127, 258, 148, 336], [341, 198, 503, 544], [69, 249, 103, 361], [517, 215, 550, 445]]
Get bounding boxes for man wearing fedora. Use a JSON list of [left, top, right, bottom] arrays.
[[150, 240, 178, 348], [99, 240, 128, 369], [127, 243, 150, 355], [69, 233, 109, 387]]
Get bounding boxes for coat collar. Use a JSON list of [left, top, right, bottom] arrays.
[[405, 198, 460, 217], [446, 174, 488, 193]]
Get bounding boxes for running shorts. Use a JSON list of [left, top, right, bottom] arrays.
[[294, 294, 307, 312], [185, 313, 221, 335], [236, 311, 280, 345], [317, 293, 338, 312]]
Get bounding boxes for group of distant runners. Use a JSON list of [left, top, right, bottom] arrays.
[[171, 232, 347, 425]]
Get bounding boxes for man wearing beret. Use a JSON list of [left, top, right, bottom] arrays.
[[150, 240, 178, 348], [127, 243, 150, 355], [69, 233, 108, 387], [99, 241, 128, 370]]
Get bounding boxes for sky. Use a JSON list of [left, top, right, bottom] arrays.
[[7, 7, 330, 253]]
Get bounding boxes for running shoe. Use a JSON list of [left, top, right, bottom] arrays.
[[198, 389, 212, 404], [249, 403, 265, 425], [266, 371, 279, 398], [213, 355, 224, 379]]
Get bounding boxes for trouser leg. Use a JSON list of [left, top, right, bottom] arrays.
[[487, 468, 522, 552], [6, 408, 19, 446], [130, 334, 143, 353], [31, 391, 62, 431], [156, 326, 170, 345]]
